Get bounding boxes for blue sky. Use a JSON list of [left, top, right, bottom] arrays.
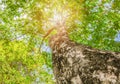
[[115, 33, 120, 42]]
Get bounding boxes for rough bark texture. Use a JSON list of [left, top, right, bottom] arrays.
[[49, 29, 120, 84]]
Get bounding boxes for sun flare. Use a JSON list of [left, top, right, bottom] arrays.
[[50, 9, 70, 27]]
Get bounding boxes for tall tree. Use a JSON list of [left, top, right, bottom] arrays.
[[48, 22, 120, 84]]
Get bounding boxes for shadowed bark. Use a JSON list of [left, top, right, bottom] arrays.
[[49, 29, 120, 84]]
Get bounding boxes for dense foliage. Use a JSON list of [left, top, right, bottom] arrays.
[[0, 0, 119, 84]]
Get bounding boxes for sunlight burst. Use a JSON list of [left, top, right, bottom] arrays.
[[50, 9, 70, 27]]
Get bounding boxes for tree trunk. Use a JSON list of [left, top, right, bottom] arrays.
[[49, 33, 120, 84]]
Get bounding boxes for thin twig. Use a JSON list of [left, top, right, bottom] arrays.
[[39, 27, 55, 53]]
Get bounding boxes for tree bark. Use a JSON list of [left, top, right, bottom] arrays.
[[49, 33, 120, 84]]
